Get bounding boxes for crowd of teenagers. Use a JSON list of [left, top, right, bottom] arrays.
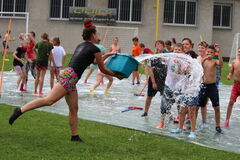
[[133, 37, 240, 138], [3, 18, 240, 142]]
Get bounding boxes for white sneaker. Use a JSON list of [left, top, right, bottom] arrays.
[[201, 122, 209, 129]]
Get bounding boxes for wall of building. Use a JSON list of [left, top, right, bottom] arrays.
[[157, 0, 213, 53], [0, 0, 156, 54], [212, 0, 240, 58], [0, 0, 238, 58]]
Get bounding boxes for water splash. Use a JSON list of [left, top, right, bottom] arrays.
[[136, 53, 203, 101]]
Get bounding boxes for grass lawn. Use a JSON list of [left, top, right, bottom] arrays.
[[0, 52, 72, 71], [0, 104, 240, 160]]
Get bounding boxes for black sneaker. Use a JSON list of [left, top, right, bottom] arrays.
[[216, 126, 224, 134], [136, 81, 140, 85], [71, 135, 84, 142], [9, 107, 22, 125], [141, 112, 148, 117], [132, 82, 135, 85]]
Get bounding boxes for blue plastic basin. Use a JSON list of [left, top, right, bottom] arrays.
[[106, 53, 139, 78]]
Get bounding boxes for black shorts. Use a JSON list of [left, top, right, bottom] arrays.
[[147, 78, 164, 97], [198, 83, 219, 107], [3, 41, 9, 49]]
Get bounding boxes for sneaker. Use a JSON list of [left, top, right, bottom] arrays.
[[34, 91, 38, 95], [71, 135, 84, 142], [39, 92, 44, 96], [170, 128, 183, 134], [188, 132, 197, 138], [104, 88, 110, 95], [90, 88, 94, 96], [136, 81, 140, 85], [201, 122, 209, 129], [156, 122, 164, 129], [221, 121, 229, 128], [20, 88, 27, 92], [132, 82, 135, 85], [141, 112, 148, 117], [216, 126, 224, 134], [173, 116, 179, 123], [9, 107, 23, 125]]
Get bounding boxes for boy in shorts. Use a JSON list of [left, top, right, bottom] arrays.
[[222, 48, 240, 128], [198, 45, 223, 133], [141, 58, 167, 117], [131, 37, 142, 85]]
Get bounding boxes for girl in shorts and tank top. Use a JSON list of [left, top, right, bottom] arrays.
[[13, 40, 29, 92], [9, 19, 124, 142]]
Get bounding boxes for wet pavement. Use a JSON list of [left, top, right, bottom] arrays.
[[1, 71, 240, 154]]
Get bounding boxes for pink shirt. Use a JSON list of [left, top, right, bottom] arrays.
[[110, 44, 120, 52]]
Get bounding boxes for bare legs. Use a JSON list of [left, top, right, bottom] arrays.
[[178, 106, 196, 132], [10, 84, 81, 138], [65, 90, 79, 136], [132, 71, 140, 84], [34, 69, 47, 94], [21, 84, 67, 113], [16, 72, 26, 90], [144, 96, 152, 113], [91, 74, 113, 95], [84, 69, 94, 83], [222, 100, 235, 128], [50, 69, 60, 89]]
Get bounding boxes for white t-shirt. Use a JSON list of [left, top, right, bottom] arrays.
[[51, 46, 66, 67]]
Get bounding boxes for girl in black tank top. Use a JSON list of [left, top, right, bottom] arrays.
[[9, 19, 124, 142]]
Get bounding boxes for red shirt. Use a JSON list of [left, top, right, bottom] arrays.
[[26, 40, 36, 60], [143, 48, 153, 54]]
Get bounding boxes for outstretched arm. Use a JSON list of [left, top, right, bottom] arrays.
[[215, 52, 223, 66], [95, 52, 124, 80], [227, 61, 234, 80]]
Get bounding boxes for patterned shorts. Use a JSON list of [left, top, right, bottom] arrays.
[[14, 65, 26, 74], [57, 67, 79, 92]]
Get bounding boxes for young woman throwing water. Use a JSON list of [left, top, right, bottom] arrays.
[[8, 19, 124, 142]]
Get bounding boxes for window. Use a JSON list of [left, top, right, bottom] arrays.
[[50, 0, 86, 19], [164, 0, 197, 26], [108, 0, 142, 23], [0, 0, 26, 17], [213, 3, 232, 28]]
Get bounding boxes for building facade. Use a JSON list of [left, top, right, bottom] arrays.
[[0, 0, 239, 58]]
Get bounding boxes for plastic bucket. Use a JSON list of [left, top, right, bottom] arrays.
[[106, 53, 139, 78]]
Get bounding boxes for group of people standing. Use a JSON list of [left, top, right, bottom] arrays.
[[132, 36, 240, 138], [3, 18, 240, 142], [4, 31, 66, 95]]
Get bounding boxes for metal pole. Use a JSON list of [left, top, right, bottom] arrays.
[[26, 12, 29, 33], [155, 0, 160, 41]]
